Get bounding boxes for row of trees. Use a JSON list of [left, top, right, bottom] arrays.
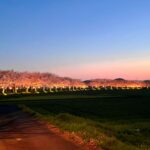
[[0, 71, 150, 92], [0, 70, 86, 88]]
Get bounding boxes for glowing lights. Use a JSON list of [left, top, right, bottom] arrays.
[[0, 71, 150, 95]]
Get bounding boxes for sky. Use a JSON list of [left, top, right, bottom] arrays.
[[0, 0, 150, 80]]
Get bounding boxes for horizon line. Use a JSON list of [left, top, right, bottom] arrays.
[[0, 69, 149, 81]]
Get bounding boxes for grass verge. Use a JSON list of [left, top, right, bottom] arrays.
[[19, 104, 148, 150]]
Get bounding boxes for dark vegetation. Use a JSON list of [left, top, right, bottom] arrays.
[[0, 89, 150, 150]]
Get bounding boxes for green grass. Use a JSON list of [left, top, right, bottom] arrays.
[[1, 90, 150, 150]]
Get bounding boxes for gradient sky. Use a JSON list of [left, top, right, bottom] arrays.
[[0, 0, 150, 80]]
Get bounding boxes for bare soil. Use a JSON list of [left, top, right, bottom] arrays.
[[0, 105, 84, 150]]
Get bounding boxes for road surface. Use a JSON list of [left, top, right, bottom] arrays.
[[0, 105, 82, 150]]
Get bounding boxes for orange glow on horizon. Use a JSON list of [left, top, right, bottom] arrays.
[[53, 59, 150, 80], [0, 71, 149, 90]]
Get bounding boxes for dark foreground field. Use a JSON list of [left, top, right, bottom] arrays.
[[0, 90, 150, 150]]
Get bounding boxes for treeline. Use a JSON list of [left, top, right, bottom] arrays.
[[0, 70, 150, 88]]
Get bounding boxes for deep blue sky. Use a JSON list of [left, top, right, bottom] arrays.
[[0, 0, 150, 79]]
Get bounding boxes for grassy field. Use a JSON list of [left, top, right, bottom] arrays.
[[0, 90, 150, 150]]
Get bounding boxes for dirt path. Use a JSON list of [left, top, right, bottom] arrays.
[[0, 105, 83, 150]]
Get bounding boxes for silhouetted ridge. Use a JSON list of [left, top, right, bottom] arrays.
[[114, 78, 126, 81]]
